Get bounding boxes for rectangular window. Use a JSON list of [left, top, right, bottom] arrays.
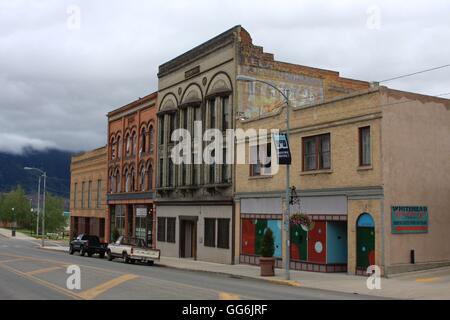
[[209, 149, 215, 184], [159, 158, 164, 187], [97, 180, 102, 208], [74, 183, 78, 209], [204, 218, 216, 247], [88, 181, 92, 208], [81, 182, 85, 209], [168, 158, 174, 187], [193, 164, 199, 185], [159, 116, 164, 145], [209, 99, 216, 128], [222, 96, 230, 130], [166, 218, 176, 243], [302, 133, 331, 171], [222, 147, 229, 183], [250, 143, 271, 176], [157, 217, 166, 242], [359, 126, 371, 166], [169, 114, 176, 142], [217, 219, 230, 249]]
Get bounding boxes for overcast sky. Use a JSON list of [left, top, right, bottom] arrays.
[[1, 0, 449, 154]]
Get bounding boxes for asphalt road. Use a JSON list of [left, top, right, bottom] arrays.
[[0, 235, 381, 300]]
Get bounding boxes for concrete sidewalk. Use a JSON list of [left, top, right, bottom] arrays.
[[0, 228, 36, 241], [37, 243, 450, 300]]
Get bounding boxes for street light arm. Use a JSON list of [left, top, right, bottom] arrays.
[[24, 167, 45, 175]]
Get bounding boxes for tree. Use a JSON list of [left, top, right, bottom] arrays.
[[261, 228, 275, 258], [0, 186, 33, 229], [42, 192, 66, 233]]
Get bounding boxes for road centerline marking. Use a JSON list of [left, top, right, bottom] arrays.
[[78, 273, 139, 300], [415, 277, 440, 283], [25, 266, 62, 276], [219, 292, 241, 300]]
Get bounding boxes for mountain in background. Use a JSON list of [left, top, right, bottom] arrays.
[[0, 148, 74, 203]]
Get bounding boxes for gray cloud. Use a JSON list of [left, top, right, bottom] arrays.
[[0, 0, 449, 153]]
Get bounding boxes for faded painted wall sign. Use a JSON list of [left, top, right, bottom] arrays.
[[391, 206, 428, 234], [238, 66, 324, 119]]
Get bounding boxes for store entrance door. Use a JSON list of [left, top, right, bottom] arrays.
[[180, 217, 197, 259]]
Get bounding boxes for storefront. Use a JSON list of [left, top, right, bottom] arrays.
[[109, 203, 155, 247], [238, 196, 348, 273]]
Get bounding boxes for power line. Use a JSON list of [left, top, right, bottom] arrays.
[[379, 64, 450, 83]]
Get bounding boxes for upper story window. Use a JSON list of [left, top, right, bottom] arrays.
[[169, 114, 177, 143], [158, 117, 165, 145], [74, 182, 78, 209], [250, 143, 271, 176], [359, 126, 371, 166], [302, 133, 331, 171], [149, 125, 154, 153], [222, 96, 230, 130], [132, 132, 137, 156], [209, 98, 216, 128], [139, 166, 146, 191], [111, 138, 116, 160], [147, 164, 153, 190], [140, 128, 147, 156], [97, 180, 102, 208], [126, 133, 132, 157], [116, 136, 121, 159]]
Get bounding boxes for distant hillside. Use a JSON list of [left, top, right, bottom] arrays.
[[0, 148, 73, 200]]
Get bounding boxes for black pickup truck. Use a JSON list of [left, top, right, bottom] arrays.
[[69, 234, 108, 258]]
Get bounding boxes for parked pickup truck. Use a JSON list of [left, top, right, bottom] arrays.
[[106, 236, 160, 265], [69, 234, 108, 258]]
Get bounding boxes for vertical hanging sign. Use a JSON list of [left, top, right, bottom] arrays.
[[272, 133, 291, 165]]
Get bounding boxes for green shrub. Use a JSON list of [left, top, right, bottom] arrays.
[[261, 228, 275, 258], [112, 228, 120, 242]]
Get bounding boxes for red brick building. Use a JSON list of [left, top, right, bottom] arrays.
[[106, 92, 158, 246]]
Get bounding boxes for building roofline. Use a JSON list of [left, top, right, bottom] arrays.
[[158, 25, 241, 78], [107, 91, 158, 118]]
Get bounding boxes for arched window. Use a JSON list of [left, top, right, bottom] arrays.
[[126, 133, 131, 157], [147, 164, 153, 190], [115, 169, 121, 193], [130, 167, 136, 192], [116, 136, 121, 160], [124, 169, 130, 192], [140, 128, 147, 156], [149, 125, 154, 153], [109, 171, 115, 193], [139, 166, 146, 191], [111, 138, 116, 160], [132, 132, 137, 156]]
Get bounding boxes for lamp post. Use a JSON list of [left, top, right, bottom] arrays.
[[11, 207, 16, 237], [237, 75, 292, 280], [24, 167, 47, 247]]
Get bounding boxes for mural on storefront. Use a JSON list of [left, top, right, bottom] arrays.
[[238, 66, 324, 119], [242, 219, 282, 257], [242, 218, 348, 265]]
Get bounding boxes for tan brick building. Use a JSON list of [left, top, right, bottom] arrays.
[[235, 81, 450, 275], [70, 146, 108, 241]]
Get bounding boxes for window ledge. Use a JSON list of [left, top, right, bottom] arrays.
[[300, 169, 333, 176], [248, 175, 273, 180], [357, 165, 373, 171]]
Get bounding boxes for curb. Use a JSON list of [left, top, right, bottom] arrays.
[[155, 262, 302, 288]]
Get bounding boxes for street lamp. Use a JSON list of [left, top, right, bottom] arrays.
[[237, 75, 292, 280], [11, 207, 16, 237], [24, 167, 47, 247]]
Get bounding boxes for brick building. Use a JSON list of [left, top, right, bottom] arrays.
[[70, 146, 108, 241], [106, 92, 158, 246], [235, 76, 450, 275]]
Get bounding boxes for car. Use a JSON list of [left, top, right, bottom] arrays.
[[106, 236, 160, 265], [69, 234, 108, 258]]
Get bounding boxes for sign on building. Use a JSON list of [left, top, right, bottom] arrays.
[[136, 208, 147, 217], [391, 206, 428, 234], [272, 133, 291, 165]]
